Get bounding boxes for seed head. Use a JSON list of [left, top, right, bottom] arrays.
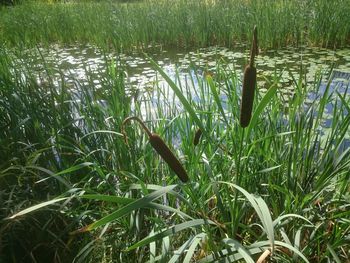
[[149, 134, 189, 182], [193, 128, 202, 146], [240, 65, 257, 127], [122, 116, 189, 182], [240, 26, 258, 128]]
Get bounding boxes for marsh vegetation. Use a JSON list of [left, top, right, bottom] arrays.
[[0, 0, 349, 262]]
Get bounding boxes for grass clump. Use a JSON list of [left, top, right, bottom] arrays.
[[0, 0, 349, 51], [0, 45, 349, 262]]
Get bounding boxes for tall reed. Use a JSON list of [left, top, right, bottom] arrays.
[[1, 44, 349, 262], [0, 0, 348, 50]]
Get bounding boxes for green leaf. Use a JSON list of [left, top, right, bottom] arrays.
[[54, 162, 94, 176], [147, 55, 207, 136], [247, 83, 277, 137], [82, 194, 192, 220], [218, 182, 274, 252], [82, 185, 177, 232], [34, 162, 94, 184], [258, 165, 282, 173], [149, 229, 156, 263], [252, 241, 309, 263], [183, 233, 206, 263], [80, 194, 133, 204], [254, 196, 275, 253], [126, 219, 215, 251], [8, 197, 69, 219], [25, 165, 71, 187], [273, 214, 313, 227], [129, 183, 190, 205], [327, 243, 342, 263], [274, 241, 309, 263], [207, 75, 228, 125], [80, 130, 123, 140], [198, 247, 266, 262], [223, 238, 255, 263], [168, 237, 195, 263]]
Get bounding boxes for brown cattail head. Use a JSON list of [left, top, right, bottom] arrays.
[[149, 133, 189, 182], [240, 26, 258, 128], [193, 128, 202, 146], [121, 116, 189, 183], [240, 65, 257, 127]]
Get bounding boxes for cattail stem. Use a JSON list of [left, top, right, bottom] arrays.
[[254, 25, 259, 56], [233, 119, 246, 233], [121, 116, 152, 144], [249, 25, 258, 67]]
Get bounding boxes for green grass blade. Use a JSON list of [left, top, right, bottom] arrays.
[[149, 229, 156, 263], [147, 55, 206, 136], [168, 237, 195, 263], [126, 219, 215, 252], [82, 185, 177, 232], [273, 214, 313, 227], [207, 75, 228, 125], [274, 241, 309, 263], [33, 162, 94, 183], [293, 228, 302, 261], [80, 130, 123, 140], [258, 165, 282, 174], [247, 83, 277, 137], [254, 196, 275, 252], [183, 233, 206, 263], [8, 197, 69, 219], [54, 162, 95, 176], [198, 247, 266, 262], [326, 243, 342, 263], [218, 182, 275, 251], [80, 194, 133, 204], [223, 238, 255, 263], [26, 165, 72, 187]]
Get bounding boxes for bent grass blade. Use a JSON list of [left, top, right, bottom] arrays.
[[76, 185, 177, 232]]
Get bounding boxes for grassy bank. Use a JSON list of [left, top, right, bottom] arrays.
[[1, 47, 349, 261], [0, 0, 349, 51]]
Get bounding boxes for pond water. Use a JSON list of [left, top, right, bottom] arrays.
[[21, 44, 350, 91], [12, 44, 350, 147]]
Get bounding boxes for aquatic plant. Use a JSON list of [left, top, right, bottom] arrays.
[[1, 45, 349, 262], [122, 116, 189, 182], [240, 26, 258, 128], [193, 128, 202, 146], [0, 0, 349, 50]]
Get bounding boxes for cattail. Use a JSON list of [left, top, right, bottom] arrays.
[[122, 116, 189, 183], [193, 128, 202, 146], [149, 133, 188, 182], [240, 26, 258, 128], [240, 65, 257, 127]]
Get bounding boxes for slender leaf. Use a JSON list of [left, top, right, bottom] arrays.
[[127, 219, 215, 251], [81, 185, 177, 232], [9, 197, 69, 219], [247, 83, 277, 137]]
